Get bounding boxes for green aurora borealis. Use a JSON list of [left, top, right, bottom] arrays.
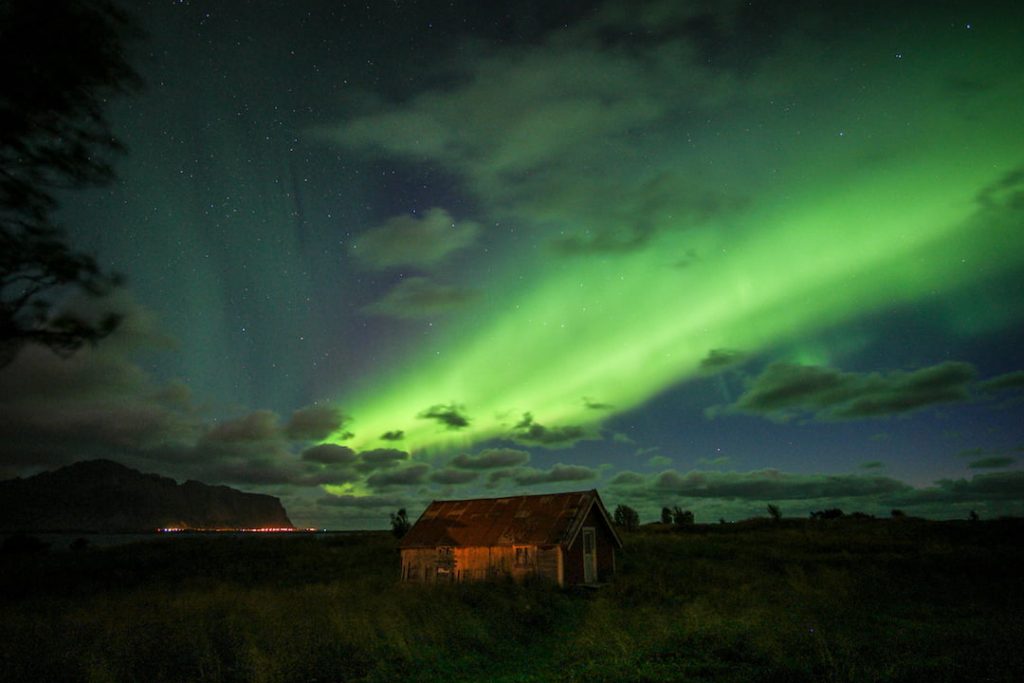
[[4, 0, 1024, 526], [326, 1, 1024, 456]]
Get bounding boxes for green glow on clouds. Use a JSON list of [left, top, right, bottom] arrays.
[[325, 5, 1024, 457]]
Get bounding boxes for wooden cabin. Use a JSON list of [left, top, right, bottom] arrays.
[[399, 489, 622, 586]]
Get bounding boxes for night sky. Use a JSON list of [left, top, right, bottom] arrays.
[[3, 0, 1023, 528]]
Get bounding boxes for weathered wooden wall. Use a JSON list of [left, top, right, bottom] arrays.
[[401, 545, 563, 584]]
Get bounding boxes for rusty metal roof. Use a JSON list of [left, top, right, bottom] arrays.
[[399, 489, 621, 549]]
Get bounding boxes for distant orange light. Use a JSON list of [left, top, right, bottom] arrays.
[[157, 527, 316, 533]]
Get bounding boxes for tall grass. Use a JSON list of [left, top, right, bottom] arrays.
[[1, 521, 1022, 682]]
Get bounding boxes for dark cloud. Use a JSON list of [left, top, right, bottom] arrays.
[[301, 444, 357, 465], [891, 471, 1024, 506], [203, 411, 280, 443], [0, 312, 199, 471], [418, 403, 471, 429], [647, 455, 674, 468], [380, 430, 405, 441], [700, 348, 745, 372], [605, 468, 1024, 521], [451, 448, 530, 470], [548, 178, 746, 256], [975, 165, 1024, 211], [429, 469, 479, 485], [0, 340, 148, 404], [609, 471, 645, 485], [582, 397, 613, 410], [725, 361, 976, 421], [512, 463, 597, 486], [285, 405, 347, 441], [968, 457, 1015, 469], [977, 370, 1024, 393], [367, 464, 429, 489], [356, 448, 408, 472], [317, 493, 407, 509], [197, 460, 302, 487], [649, 469, 909, 501], [485, 469, 515, 487], [350, 207, 479, 269], [363, 277, 475, 319], [511, 412, 587, 446]]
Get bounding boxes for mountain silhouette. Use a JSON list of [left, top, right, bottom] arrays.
[[0, 460, 293, 532]]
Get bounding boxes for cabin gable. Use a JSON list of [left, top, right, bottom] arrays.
[[562, 502, 619, 585]]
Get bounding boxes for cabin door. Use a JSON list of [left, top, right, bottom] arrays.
[[582, 527, 597, 583]]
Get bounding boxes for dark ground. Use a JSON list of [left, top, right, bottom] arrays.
[[1, 518, 1021, 682]]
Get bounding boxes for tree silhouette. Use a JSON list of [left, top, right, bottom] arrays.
[[612, 504, 639, 531], [671, 506, 694, 527], [0, 0, 142, 368], [389, 508, 410, 538]]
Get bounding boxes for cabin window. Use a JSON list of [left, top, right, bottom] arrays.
[[514, 546, 531, 567], [437, 546, 454, 565]]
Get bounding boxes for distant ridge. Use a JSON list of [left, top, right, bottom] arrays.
[[0, 459, 293, 532]]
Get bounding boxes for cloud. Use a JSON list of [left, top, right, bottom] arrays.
[[511, 463, 597, 486], [609, 471, 645, 486], [363, 277, 475, 319], [451, 448, 530, 470], [200, 409, 280, 446], [429, 469, 479, 485], [0, 299, 200, 470], [724, 361, 976, 421], [890, 471, 1024, 506], [860, 461, 885, 469], [203, 411, 280, 443], [367, 464, 429, 489], [977, 370, 1024, 393], [644, 469, 910, 501], [700, 348, 746, 372], [418, 403, 471, 429], [647, 455, 673, 468], [326, 9, 765, 260], [582, 397, 613, 410], [976, 165, 1024, 210], [301, 444, 357, 465], [510, 412, 588, 446], [380, 430, 404, 441], [968, 457, 1015, 469], [356, 448, 408, 472], [485, 469, 515, 487], [317, 493, 407, 509], [549, 176, 747, 256], [285, 405, 347, 441], [350, 207, 479, 269], [605, 467, 1024, 521]]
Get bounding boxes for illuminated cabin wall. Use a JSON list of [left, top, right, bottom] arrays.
[[400, 545, 564, 584]]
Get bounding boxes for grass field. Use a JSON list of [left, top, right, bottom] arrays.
[[1, 518, 1022, 682]]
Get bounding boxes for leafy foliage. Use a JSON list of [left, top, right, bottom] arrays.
[[0, 0, 141, 368], [389, 508, 410, 538], [671, 505, 694, 527], [612, 504, 639, 531]]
